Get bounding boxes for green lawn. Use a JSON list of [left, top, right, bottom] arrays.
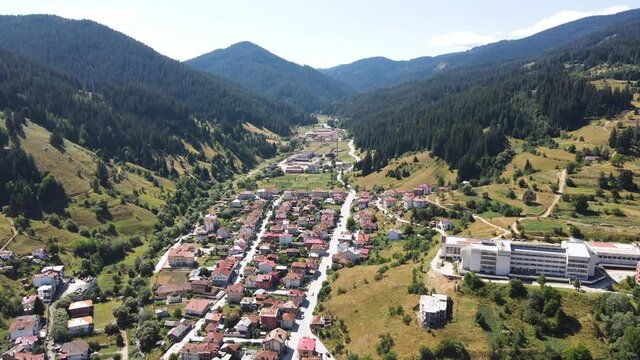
[[93, 300, 119, 330], [258, 172, 338, 191]]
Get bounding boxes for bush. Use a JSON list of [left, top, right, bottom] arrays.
[[104, 323, 120, 335], [65, 218, 78, 233]]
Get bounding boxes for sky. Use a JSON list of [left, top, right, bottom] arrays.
[[2, 1, 639, 68]]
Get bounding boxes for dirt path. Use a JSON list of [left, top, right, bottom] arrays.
[[425, 194, 510, 238], [120, 330, 129, 360], [0, 220, 17, 251], [541, 169, 567, 218]]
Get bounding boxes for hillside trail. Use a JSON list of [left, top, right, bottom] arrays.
[[511, 168, 567, 237], [0, 219, 17, 251]]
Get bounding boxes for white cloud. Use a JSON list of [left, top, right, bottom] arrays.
[[427, 31, 499, 49], [510, 5, 631, 38], [425, 5, 631, 56]]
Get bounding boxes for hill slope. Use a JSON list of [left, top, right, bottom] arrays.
[[0, 15, 314, 137], [322, 9, 640, 92], [186, 41, 354, 112], [342, 16, 640, 180]]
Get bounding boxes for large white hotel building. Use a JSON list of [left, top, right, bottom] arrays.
[[440, 236, 640, 281]]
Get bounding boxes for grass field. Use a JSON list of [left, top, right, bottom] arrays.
[[257, 172, 338, 191], [324, 235, 609, 359], [243, 122, 282, 143], [93, 300, 119, 330], [19, 120, 96, 195], [356, 151, 456, 191], [153, 269, 191, 286]]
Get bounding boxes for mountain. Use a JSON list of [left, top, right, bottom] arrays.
[[342, 14, 640, 180], [186, 41, 354, 112], [0, 15, 314, 140], [323, 8, 640, 92]]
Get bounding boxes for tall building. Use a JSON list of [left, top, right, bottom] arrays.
[[440, 236, 640, 281], [418, 294, 449, 328]]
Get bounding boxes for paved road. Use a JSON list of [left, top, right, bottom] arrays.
[[283, 132, 360, 360], [287, 189, 356, 360], [237, 196, 283, 278]]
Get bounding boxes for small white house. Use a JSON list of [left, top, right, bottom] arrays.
[[437, 219, 452, 231]]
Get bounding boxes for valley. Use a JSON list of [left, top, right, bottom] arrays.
[[1, 6, 640, 360]]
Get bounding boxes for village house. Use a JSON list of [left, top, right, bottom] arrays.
[[414, 197, 428, 209], [234, 316, 253, 338], [68, 300, 93, 318], [31, 248, 46, 260], [58, 340, 89, 360], [185, 299, 211, 317], [204, 213, 217, 233], [0, 250, 14, 260], [9, 315, 41, 341], [211, 257, 237, 287], [283, 272, 303, 289], [155, 284, 192, 300], [226, 284, 244, 304], [258, 260, 276, 274], [179, 341, 220, 360], [67, 316, 93, 336], [297, 337, 316, 358], [437, 218, 452, 231], [288, 289, 306, 304], [256, 274, 275, 289], [168, 244, 196, 268], [383, 197, 397, 209], [280, 312, 296, 330], [255, 350, 278, 360], [21, 295, 39, 315], [216, 227, 230, 240], [259, 307, 280, 331], [310, 314, 333, 331], [168, 322, 192, 342], [1, 344, 40, 360], [263, 328, 288, 354]]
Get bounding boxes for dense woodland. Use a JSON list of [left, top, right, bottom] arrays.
[[346, 19, 639, 181], [0, 15, 315, 174], [322, 9, 640, 92], [0, 118, 67, 218], [187, 41, 354, 113]]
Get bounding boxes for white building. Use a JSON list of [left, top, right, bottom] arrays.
[[418, 294, 448, 328], [441, 236, 640, 281], [204, 213, 217, 233]]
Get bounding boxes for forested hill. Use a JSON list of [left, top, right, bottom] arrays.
[[186, 41, 354, 112], [342, 17, 640, 182], [322, 9, 640, 92], [0, 15, 314, 136]]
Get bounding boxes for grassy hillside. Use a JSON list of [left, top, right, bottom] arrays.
[[322, 243, 607, 359], [355, 151, 457, 191], [1, 119, 173, 270]]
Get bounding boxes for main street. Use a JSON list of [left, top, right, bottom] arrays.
[[287, 188, 356, 360], [285, 134, 359, 360]]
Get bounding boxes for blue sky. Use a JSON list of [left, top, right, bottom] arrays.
[[2, 1, 639, 68]]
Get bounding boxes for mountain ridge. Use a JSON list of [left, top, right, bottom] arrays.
[[321, 8, 640, 92], [186, 41, 354, 112]]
